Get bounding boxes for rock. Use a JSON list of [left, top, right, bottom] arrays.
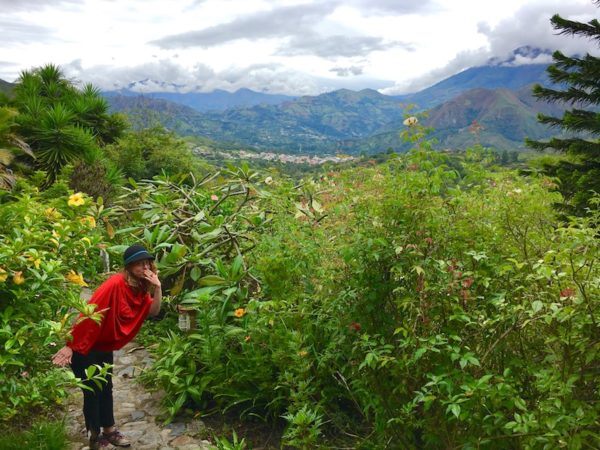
[[131, 410, 146, 421], [118, 356, 134, 365], [166, 422, 186, 437], [121, 420, 148, 428], [138, 432, 163, 447], [186, 419, 207, 436], [117, 366, 135, 378], [169, 435, 195, 447]]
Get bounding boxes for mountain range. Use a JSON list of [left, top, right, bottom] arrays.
[[102, 61, 560, 154], [0, 48, 565, 155], [103, 85, 296, 112]]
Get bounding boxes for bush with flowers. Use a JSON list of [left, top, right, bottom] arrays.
[[140, 125, 599, 448], [0, 182, 113, 422]]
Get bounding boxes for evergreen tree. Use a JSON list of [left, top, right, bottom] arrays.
[[526, 8, 600, 214]]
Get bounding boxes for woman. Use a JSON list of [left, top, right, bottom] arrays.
[[52, 244, 162, 449]]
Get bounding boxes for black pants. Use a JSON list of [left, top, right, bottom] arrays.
[[70, 350, 115, 435]]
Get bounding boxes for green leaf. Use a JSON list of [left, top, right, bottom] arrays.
[[198, 275, 226, 286], [190, 266, 201, 282], [447, 403, 461, 418]]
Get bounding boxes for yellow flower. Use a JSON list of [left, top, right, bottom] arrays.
[[27, 257, 42, 269], [403, 116, 419, 127], [65, 270, 88, 287], [81, 237, 91, 245], [298, 350, 308, 357], [44, 207, 61, 219], [79, 216, 96, 228], [13, 271, 25, 285], [52, 229, 60, 239], [0, 268, 7, 283], [68, 192, 85, 207], [234, 308, 246, 318]]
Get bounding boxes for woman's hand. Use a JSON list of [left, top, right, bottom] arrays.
[[144, 268, 161, 287], [52, 346, 73, 367]]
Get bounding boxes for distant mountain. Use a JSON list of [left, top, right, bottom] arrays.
[[0, 78, 14, 97], [108, 84, 561, 154], [396, 63, 551, 110], [340, 86, 564, 153], [105, 52, 565, 155], [108, 88, 407, 153], [103, 86, 296, 112]]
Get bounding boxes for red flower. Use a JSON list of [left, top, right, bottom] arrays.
[[462, 277, 474, 289], [560, 288, 576, 298], [349, 322, 361, 332]]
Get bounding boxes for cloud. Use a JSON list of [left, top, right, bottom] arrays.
[[150, 3, 335, 49], [0, 19, 58, 44], [330, 65, 364, 77], [349, 0, 435, 15], [383, 1, 599, 94], [62, 59, 323, 95], [0, 0, 82, 11], [277, 34, 411, 58]]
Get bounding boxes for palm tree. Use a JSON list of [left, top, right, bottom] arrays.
[[11, 64, 126, 184]]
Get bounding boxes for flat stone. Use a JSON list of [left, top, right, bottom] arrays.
[[166, 422, 186, 437], [117, 366, 135, 378], [131, 410, 146, 421], [178, 445, 203, 450], [119, 429, 145, 442], [118, 356, 134, 365], [138, 432, 163, 447], [170, 435, 195, 447], [186, 419, 206, 436], [121, 420, 148, 428], [137, 444, 161, 450]]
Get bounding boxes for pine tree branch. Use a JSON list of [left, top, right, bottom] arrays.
[[551, 14, 600, 41], [533, 85, 600, 106], [526, 136, 600, 157], [537, 110, 600, 134]]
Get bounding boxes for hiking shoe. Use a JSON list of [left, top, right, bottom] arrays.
[[89, 434, 110, 449], [102, 429, 131, 447]]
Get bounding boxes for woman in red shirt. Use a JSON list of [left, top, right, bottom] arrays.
[[52, 244, 162, 449]]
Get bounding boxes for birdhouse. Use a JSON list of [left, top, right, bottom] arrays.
[[177, 305, 197, 332]]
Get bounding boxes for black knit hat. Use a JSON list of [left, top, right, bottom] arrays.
[[123, 244, 154, 266]]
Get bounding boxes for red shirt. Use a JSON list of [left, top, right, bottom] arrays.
[[67, 273, 153, 355]]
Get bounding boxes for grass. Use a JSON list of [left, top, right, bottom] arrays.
[[0, 420, 68, 450]]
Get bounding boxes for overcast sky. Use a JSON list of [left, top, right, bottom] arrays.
[[0, 0, 598, 95]]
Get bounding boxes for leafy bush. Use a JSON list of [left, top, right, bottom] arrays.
[[143, 147, 599, 448], [0, 185, 112, 422]]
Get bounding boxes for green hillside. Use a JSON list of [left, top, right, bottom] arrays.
[[107, 83, 565, 155], [0, 78, 14, 98]]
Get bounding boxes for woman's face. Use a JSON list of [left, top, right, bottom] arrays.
[[127, 258, 152, 279]]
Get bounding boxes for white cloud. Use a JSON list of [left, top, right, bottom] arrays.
[[1, 0, 599, 94]]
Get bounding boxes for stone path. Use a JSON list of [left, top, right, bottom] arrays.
[[65, 341, 213, 450]]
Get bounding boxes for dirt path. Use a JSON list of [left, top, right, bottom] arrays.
[[65, 341, 212, 450]]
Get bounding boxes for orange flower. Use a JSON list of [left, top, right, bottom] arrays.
[[234, 308, 246, 318], [79, 216, 96, 228]]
